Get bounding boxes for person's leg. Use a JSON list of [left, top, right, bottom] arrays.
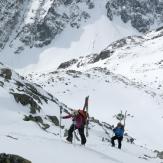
[[111, 136, 117, 147], [118, 137, 123, 149], [67, 124, 75, 143], [78, 127, 86, 145]]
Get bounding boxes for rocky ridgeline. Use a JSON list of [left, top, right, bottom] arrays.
[[15, 0, 163, 49], [57, 35, 144, 69], [1, 0, 163, 52], [0, 0, 93, 52], [57, 26, 163, 70], [0, 63, 53, 114], [106, 0, 163, 32], [0, 62, 69, 131]]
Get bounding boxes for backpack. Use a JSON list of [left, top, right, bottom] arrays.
[[78, 110, 89, 123], [113, 127, 124, 137]]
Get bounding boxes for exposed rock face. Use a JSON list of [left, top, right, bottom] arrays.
[[0, 0, 92, 50], [12, 93, 41, 114], [0, 153, 31, 163], [1, 0, 163, 52], [157, 151, 163, 159], [0, 63, 69, 131], [18, 0, 91, 48], [0, 68, 12, 80], [47, 115, 59, 126], [58, 59, 78, 69], [24, 115, 50, 130], [0, 0, 29, 49], [106, 0, 163, 32]]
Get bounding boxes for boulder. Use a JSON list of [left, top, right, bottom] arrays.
[[11, 93, 41, 113], [157, 151, 163, 159], [0, 68, 12, 80], [0, 153, 31, 163]]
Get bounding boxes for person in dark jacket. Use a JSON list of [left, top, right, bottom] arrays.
[[111, 122, 124, 149], [62, 110, 87, 145]]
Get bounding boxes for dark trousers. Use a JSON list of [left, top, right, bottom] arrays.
[[111, 136, 123, 149], [67, 124, 86, 145]]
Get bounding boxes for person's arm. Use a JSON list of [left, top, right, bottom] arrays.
[[62, 114, 73, 119], [113, 127, 116, 133]]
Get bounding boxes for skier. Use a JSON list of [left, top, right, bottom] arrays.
[[62, 109, 88, 145], [111, 122, 124, 149]]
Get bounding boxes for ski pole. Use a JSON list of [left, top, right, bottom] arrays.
[[83, 96, 89, 137], [73, 122, 76, 145], [60, 106, 63, 138]]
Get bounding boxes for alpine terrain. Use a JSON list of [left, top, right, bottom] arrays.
[[0, 0, 163, 163]]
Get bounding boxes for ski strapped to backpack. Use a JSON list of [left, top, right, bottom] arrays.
[[83, 96, 89, 137], [114, 110, 127, 128], [123, 110, 127, 128]]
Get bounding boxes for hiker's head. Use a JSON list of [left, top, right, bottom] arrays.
[[117, 122, 122, 127]]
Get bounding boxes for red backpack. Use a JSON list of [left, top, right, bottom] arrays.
[[78, 110, 89, 123]]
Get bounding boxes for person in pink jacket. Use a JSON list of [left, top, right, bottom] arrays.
[[62, 110, 87, 145]]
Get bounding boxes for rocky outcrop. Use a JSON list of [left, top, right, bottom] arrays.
[[17, 0, 91, 48], [24, 115, 50, 130], [0, 0, 29, 49], [157, 151, 163, 159], [0, 153, 31, 163], [0, 0, 92, 50], [0, 68, 12, 80], [106, 0, 163, 32], [12, 93, 41, 114], [47, 115, 59, 126], [89, 50, 112, 63], [58, 59, 78, 69]]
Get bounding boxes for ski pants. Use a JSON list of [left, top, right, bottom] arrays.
[[111, 136, 123, 149], [67, 124, 86, 145]]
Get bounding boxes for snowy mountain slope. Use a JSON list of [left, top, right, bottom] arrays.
[[24, 28, 163, 150], [0, 63, 133, 145], [0, 132, 162, 163], [26, 66, 163, 150], [0, 62, 64, 134], [1, 1, 163, 162], [55, 27, 163, 95], [1, 63, 160, 163]]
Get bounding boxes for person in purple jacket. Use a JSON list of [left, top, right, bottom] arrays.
[[62, 109, 87, 145]]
